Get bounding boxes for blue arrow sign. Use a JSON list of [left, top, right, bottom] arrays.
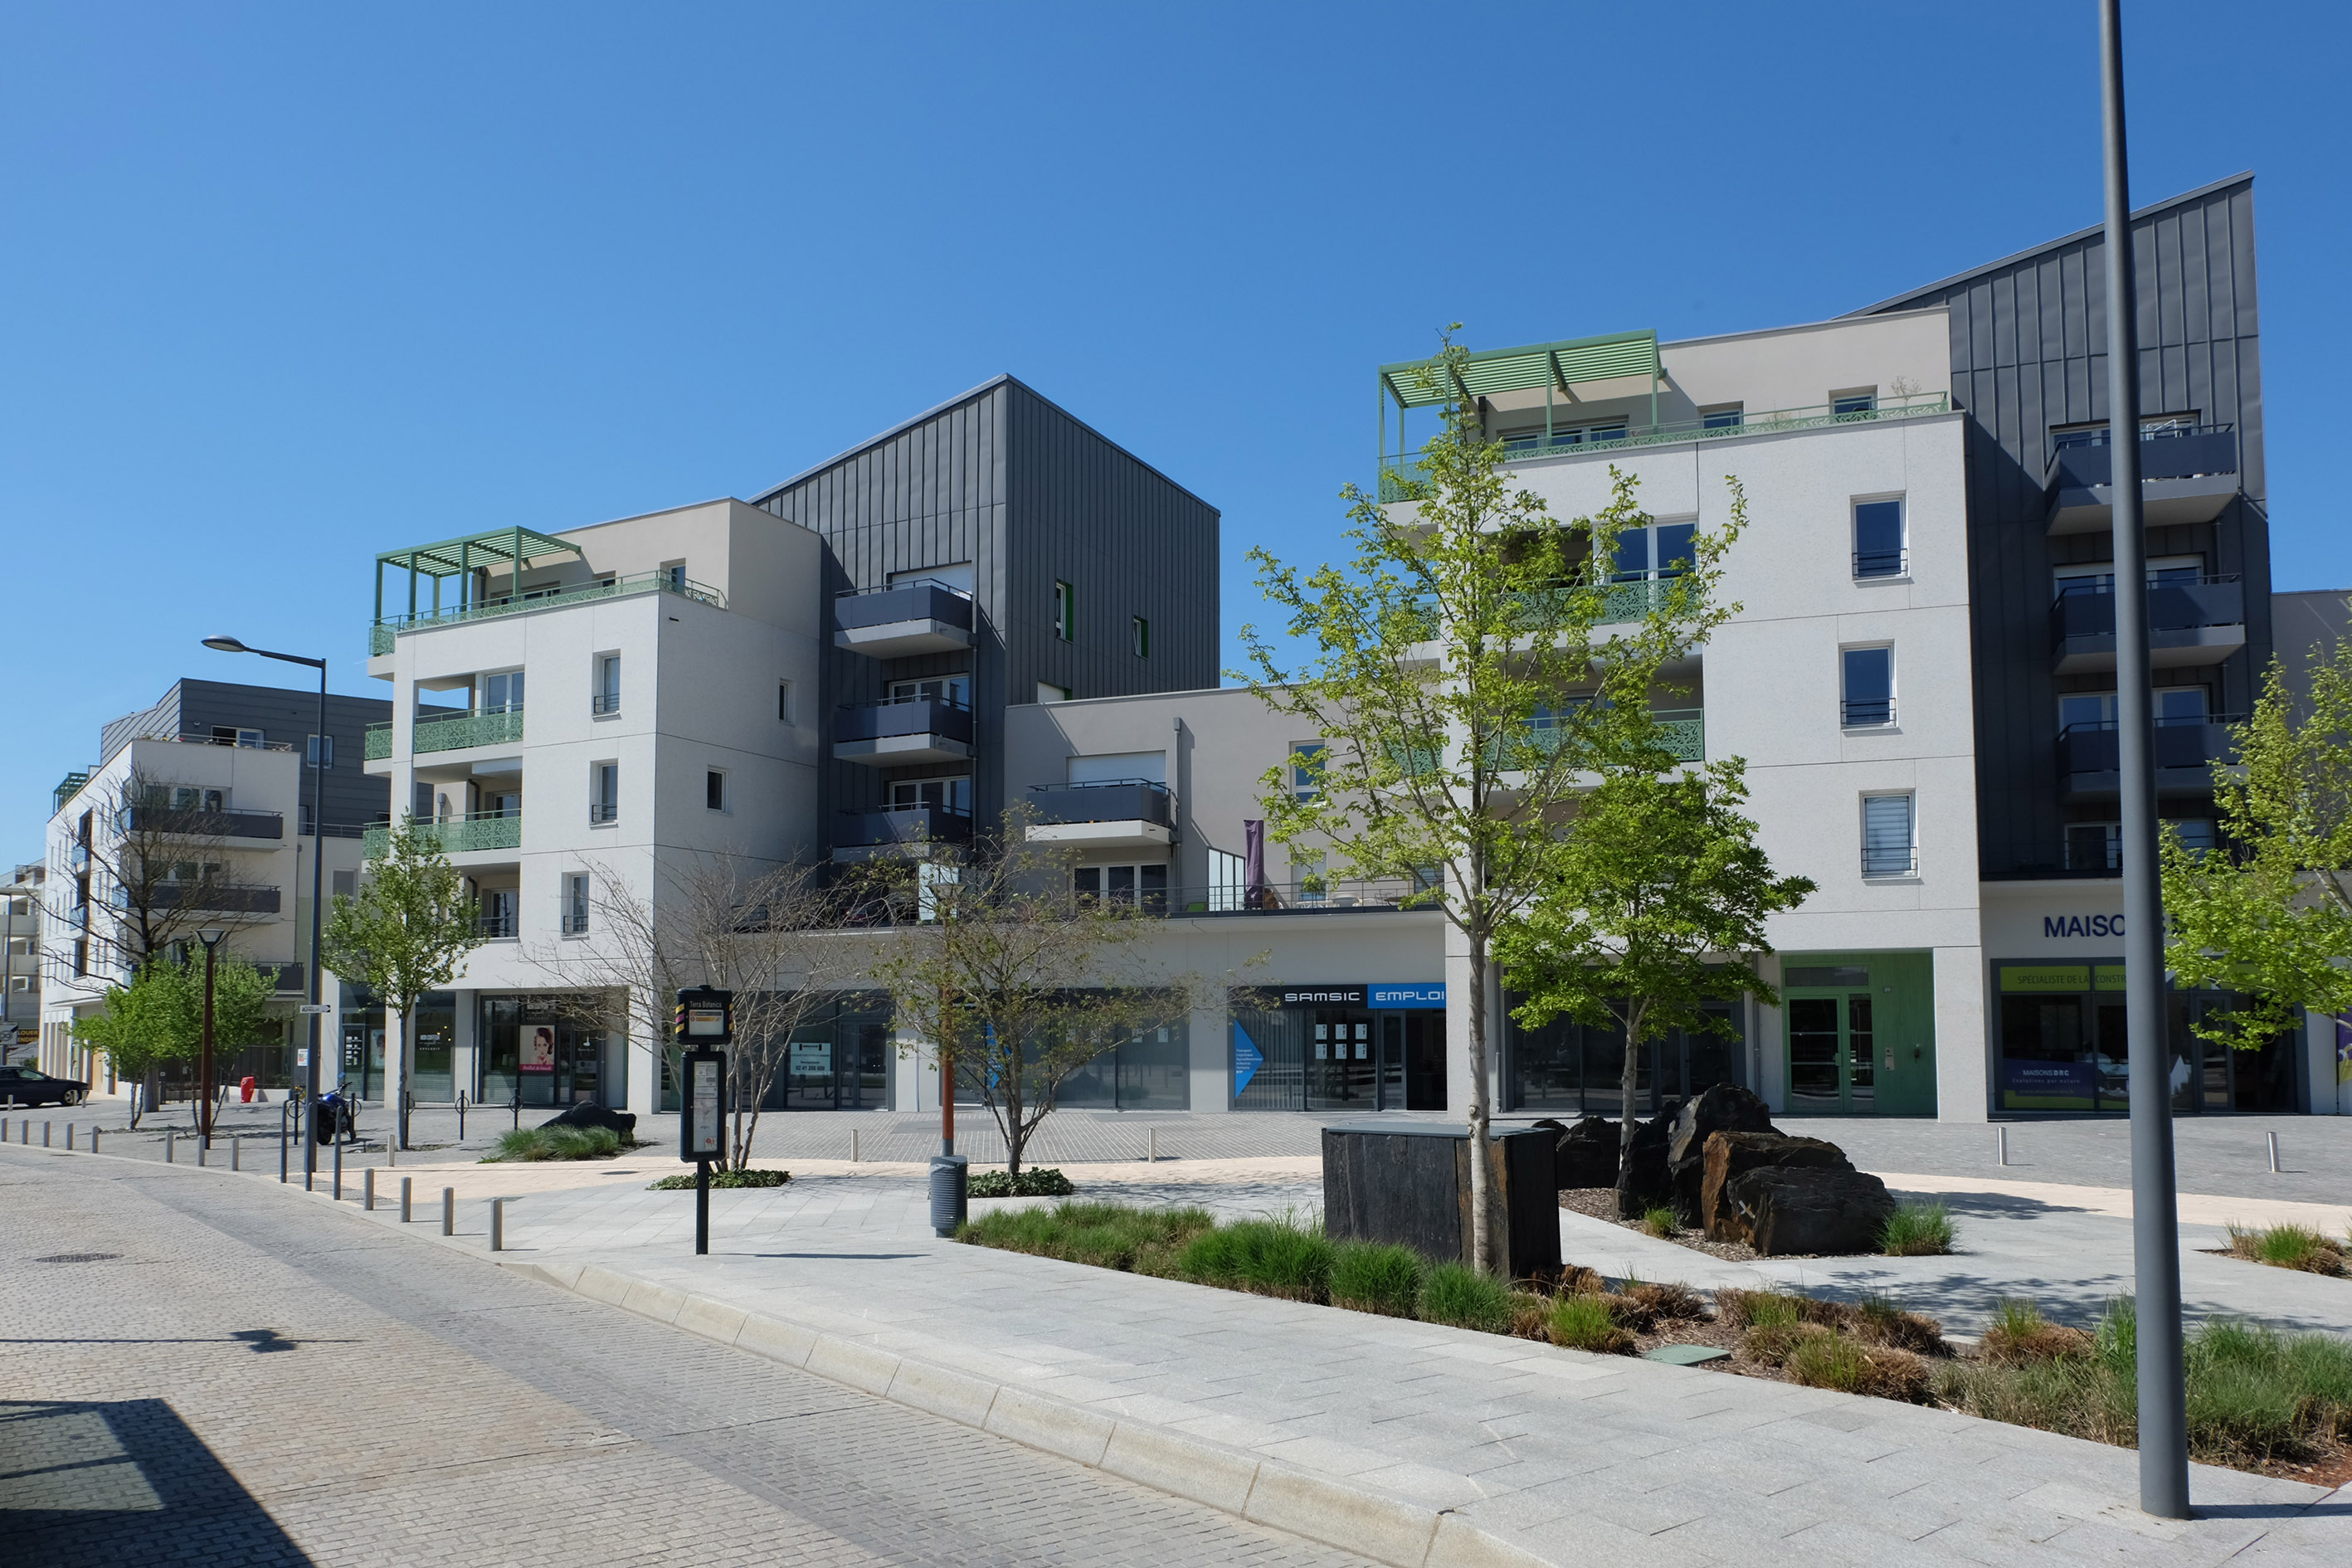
[[1232, 1023, 1264, 1094]]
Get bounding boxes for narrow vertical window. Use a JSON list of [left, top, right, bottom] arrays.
[[1853, 499, 1906, 577], [1862, 793, 1916, 877], [706, 770, 727, 812], [307, 734, 334, 769], [1132, 616, 1150, 658], [1054, 580, 1074, 642], [592, 763, 619, 825], [1290, 742, 1327, 801], [777, 679, 796, 724], [664, 561, 687, 592], [594, 655, 621, 716], [1840, 646, 1894, 728], [563, 873, 590, 935]]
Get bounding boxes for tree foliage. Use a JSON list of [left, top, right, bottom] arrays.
[[1493, 762, 1814, 1205], [58, 767, 274, 980], [1235, 328, 1741, 1269], [2162, 638, 2352, 1052], [864, 814, 1194, 1176], [69, 948, 280, 1125], [324, 815, 481, 1141]]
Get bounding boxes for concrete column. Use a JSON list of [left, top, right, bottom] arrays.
[[1188, 994, 1230, 1112], [1751, 956, 1785, 1112], [624, 1000, 659, 1117], [1933, 945, 1990, 1123], [450, 991, 479, 1103], [1443, 919, 1477, 1119]]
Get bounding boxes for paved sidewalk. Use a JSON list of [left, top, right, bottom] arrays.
[[85, 1141, 2331, 1568]]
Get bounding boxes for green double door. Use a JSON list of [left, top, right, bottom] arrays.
[[1782, 952, 1936, 1116]]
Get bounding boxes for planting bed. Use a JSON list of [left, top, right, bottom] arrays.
[[1558, 1186, 1956, 1261], [962, 1199, 2352, 1483]]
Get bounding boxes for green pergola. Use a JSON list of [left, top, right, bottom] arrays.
[[374, 526, 584, 623], [1379, 328, 1662, 464]]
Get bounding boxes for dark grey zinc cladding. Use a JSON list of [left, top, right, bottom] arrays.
[[1855, 174, 2268, 879], [751, 377, 1219, 840], [95, 678, 392, 831]]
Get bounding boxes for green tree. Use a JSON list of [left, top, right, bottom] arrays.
[[865, 813, 1190, 1175], [1493, 761, 1814, 1212], [2162, 641, 2352, 1053], [324, 816, 482, 1147], [71, 963, 192, 1127], [1237, 329, 1741, 1271]]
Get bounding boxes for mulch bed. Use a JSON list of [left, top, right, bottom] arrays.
[[1559, 1186, 1843, 1263]]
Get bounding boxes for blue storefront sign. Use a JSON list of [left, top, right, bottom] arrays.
[[2002, 1059, 2096, 1108], [1367, 983, 1446, 1009], [1232, 1025, 1264, 1093]]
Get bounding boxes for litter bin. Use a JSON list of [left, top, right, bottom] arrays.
[[1322, 1122, 1558, 1280], [929, 1154, 969, 1238]]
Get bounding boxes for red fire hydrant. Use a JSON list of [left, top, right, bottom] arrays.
[[240, 1076, 257, 1103]]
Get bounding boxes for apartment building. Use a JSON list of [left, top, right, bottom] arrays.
[[38, 679, 390, 1095], [359, 380, 1220, 1115], [5, 864, 40, 1063]]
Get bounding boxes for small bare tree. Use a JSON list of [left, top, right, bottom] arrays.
[[863, 813, 1199, 1176], [61, 767, 276, 981], [524, 854, 852, 1170]]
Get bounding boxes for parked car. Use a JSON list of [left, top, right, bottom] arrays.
[[0, 1065, 87, 1108]]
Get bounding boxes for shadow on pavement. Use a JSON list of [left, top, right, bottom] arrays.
[[0, 1398, 311, 1566]]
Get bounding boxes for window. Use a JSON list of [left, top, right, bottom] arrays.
[[594, 655, 621, 716], [1289, 742, 1327, 801], [777, 679, 796, 725], [563, 874, 591, 936], [591, 763, 619, 825], [1832, 388, 1877, 419], [1853, 499, 1906, 577], [332, 869, 357, 898], [664, 561, 687, 592], [1841, 646, 1895, 728], [2067, 822, 2121, 872], [891, 675, 970, 708], [307, 734, 334, 769], [480, 889, 517, 939], [212, 726, 265, 748], [1074, 863, 1167, 912], [172, 787, 225, 812], [890, 777, 972, 816], [1612, 520, 1697, 584], [1037, 682, 1072, 704], [482, 670, 523, 713], [2059, 687, 2208, 734], [1861, 793, 1916, 877], [1054, 579, 1075, 642], [705, 770, 727, 812], [72, 939, 86, 977], [299, 803, 314, 836], [1700, 404, 1744, 430], [1132, 616, 1150, 658], [412, 782, 435, 821]]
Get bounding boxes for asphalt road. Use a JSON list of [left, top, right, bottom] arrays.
[[0, 1147, 1377, 1568]]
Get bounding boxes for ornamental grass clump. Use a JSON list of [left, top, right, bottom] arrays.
[[1178, 1214, 1334, 1302], [1880, 1200, 1957, 1257], [485, 1125, 623, 1162], [1417, 1263, 1517, 1334], [960, 1200, 1214, 1276], [1850, 1293, 1947, 1356], [1981, 1298, 2094, 1366], [1328, 1241, 1424, 1317], [2223, 1222, 2347, 1277], [1716, 1288, 1805, 1330], [1640, 1205, 1680, 1239], [1784, 1335, 1932, 1403], [1547, 1293, 1634, 1355]]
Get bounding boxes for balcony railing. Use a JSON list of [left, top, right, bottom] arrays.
[[124, 806, 285, 840], [412, 707, 524, 754], [2048, 576, 2245, 652], [1380, 392, 1951, 501], [53, 772, 92, 812], [1841, 699, 1896, 728], [1026, 781, 1175, 830], [2057, 717, 2242, 798], [592, 692, 621, 716], [561, 911, 591, 935], [363, 811, 523, 859], [1525, 707, 1704, 763], [2043, 422, 2238, 484], [834, 697, 975, 747], [835, 806, 975, 853], [370, 570, 724, 655], [151, 884, 281, 914], [1862, 846, 1919, 878], [832, 874, 1437, 926], [478, 911, 517, 939], [363, 722, 392, 761]]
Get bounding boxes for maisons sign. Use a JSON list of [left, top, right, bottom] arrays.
[[2042, 913, 2126, 939]]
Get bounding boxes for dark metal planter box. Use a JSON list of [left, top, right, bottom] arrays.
[[1322, 1122, 1559, 1281]]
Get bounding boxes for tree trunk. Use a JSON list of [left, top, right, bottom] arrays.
[[1005, 1040, 1025, 1176], [1615, 999, 1648, 1217], [1465, 929, 1495, 1277]]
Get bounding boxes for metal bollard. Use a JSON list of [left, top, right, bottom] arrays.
[[457, 1090, 467, 1141], [441, 1186, 454, 1236], [166, 1131, 175, 1163], [1996, 1126, 2008, 1167], [197, 1141, 206, 1167], [90, 1127, 100, 1155], [364, 1166, 376, 1210], [44, 1121, 52, 1148], [231, 1137, 240, 1172], [490, 1198, 504, 1252], [2267, 1130, 2281, 1174], [401, 1176, 413, 1223], [66, 1124, 75, 1151], [852, 1127, 859, 1163], [1148, 1127, 1157, 1163], [333, 1137, 343, 1200]]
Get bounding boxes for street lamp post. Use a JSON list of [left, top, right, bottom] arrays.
[[197, 927, 226, 1149], [203, 635, 329, 1188]]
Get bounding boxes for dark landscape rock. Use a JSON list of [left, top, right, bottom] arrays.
[[1664, 1085, 1776, 1224], [1537, 1114, 1624, 1191], [1723, 1165, 1897, 1255], [540, 1102, 638, 1139], [1612, 1099, 1682, 1218], [1700, 1131, 1853, 1241]]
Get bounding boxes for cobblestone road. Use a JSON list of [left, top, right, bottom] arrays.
[[0, 1149, 1380, 1568]]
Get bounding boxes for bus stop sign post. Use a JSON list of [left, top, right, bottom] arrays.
[[676, 988, 733, 1257]]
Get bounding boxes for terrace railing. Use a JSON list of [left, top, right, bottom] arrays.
[[371, 571, 723, 655]]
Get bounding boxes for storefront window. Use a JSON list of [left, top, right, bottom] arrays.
[[1502, 999, 1740, 1117], [480, 996, 610, 1108], [411, 992, 455, 1102], [1230, 986, 1446, 1112], [1996, 962, 2223, 1113]]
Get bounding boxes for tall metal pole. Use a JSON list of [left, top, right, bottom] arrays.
[[306, 663, 327, 1186], [2098, 0, 2189, 1520], [199, 937, 217, 1149]]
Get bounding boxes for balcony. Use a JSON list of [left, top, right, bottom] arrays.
[[151, 884, 281, 915], [834, 582, 975, 659], [1379, 392, 1951, 503], [1524, 708, 1703, 765], [2044, 426, 2240, 535], [2048, 576, 2247, 674], [412, 707, 524, 755], [833, 697, 973, 767], [832, 806, 974, 863], [370, 569, 725, 656], [53, 771, 92, 813], [2057, 718, 2240, 801], [478, 911, 517, 940], [1025, 782, 1176, 852], [362, 811, 523, 859], [364, 723, 392, 761], [124, 806, 284, 840]]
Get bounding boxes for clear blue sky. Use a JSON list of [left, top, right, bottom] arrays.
[[6, 2, 2346, 867]]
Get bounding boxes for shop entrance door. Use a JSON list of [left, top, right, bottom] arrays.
[[557, 1031, 601, 1104], [1377, 1014, 1447, 1111], [1786, 992, 1876, 1113], [1307, 1009, 1376, 1110]]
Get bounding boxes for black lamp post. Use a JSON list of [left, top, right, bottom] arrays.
[[203, 635, 329, 1188], [197, 927, 226, 1149]]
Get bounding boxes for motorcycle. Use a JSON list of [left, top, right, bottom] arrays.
[[311, 1079, 359, 1145]]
